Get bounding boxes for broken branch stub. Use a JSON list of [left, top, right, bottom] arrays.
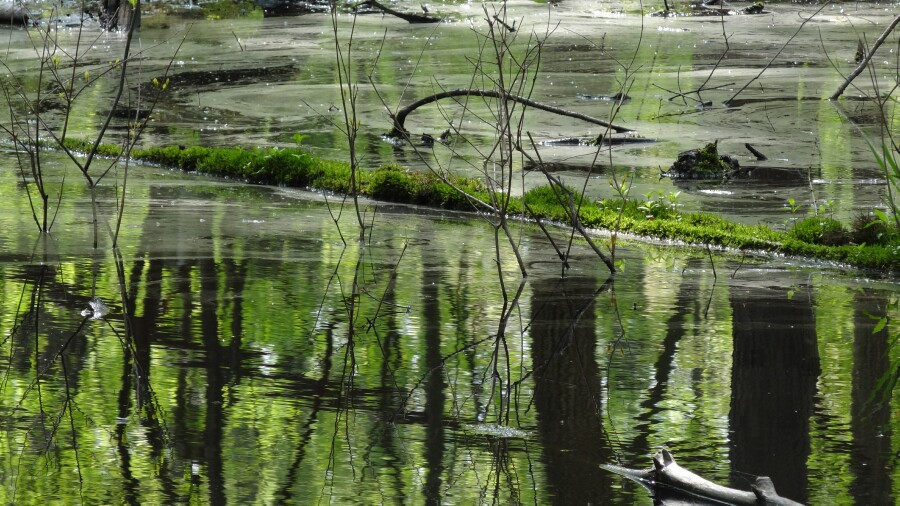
[[355, 0, 440, 23], [387, 88, 633, 139]]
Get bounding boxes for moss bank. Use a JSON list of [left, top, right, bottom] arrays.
[[67, 140, 899, 272]]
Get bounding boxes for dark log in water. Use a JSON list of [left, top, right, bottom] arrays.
[[0, 2, 29, 24], [601, 449, 803, 505]]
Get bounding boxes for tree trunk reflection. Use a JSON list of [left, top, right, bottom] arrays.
[[530, 275, 613, 505], [729, 285, 820, 503], [850, 289, 892, 504]]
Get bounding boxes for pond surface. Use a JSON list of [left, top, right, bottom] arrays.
[[0, 157, 896, 504], [3, 0, 897, 228], [1, 1, 900, 504]]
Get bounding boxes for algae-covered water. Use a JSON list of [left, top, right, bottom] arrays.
[[1, 2, 900, 504]]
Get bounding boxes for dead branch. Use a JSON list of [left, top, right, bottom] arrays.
[[745, 142, 767, 161], [387, 88, 633, 138], [830, 14, 900, 100], [602, 449, 803, 506], [356, 0, 440, 24]]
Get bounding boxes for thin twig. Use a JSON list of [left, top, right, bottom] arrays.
[[830, 14, 900, 99], [726, 3, 829, 105]]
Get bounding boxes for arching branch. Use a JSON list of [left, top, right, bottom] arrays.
[[387, 88, 633, 138]]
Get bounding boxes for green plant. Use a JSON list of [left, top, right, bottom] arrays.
[[638, 191, 663, 216], [867, 140, 900, 231], [817, 199, 836, 219], [852, 212, 897, 245], [665, 191, 682, 211], [786, 197, 803, 214]]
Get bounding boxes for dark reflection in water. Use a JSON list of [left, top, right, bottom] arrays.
[[628, 257, 705, 460], [850, 290, 893, 505], [422, 242, 445, 505], [530, 275, 613, 505], [0, 176, 899, 504], [729, 285, 820, 503]]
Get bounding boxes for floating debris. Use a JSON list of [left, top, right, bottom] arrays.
[[464, 423, 529, 439], [81, 297, 110, 321]]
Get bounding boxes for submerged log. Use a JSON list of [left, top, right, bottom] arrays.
[[0, 1, 29, 24], [387, 88, 633, 139], [601, 449, 803, 505]]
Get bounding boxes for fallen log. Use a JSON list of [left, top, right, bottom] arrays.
[[387, 88, 633, 139], [601, 449, 803, 505], [356, 0, 440, 23], [0, 1, 29, 24]]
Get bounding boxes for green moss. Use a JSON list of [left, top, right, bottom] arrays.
[[368, 165, 415, 202], [199, 0, 263, 19], [790, 217, 850, 246], [53, 139, 900, 271], [694, 142, 732, 175], [61, 138, 124, 158]]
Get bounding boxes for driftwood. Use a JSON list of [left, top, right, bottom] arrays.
[[745, 142, 767, 161], [387, 88, 633, 139], [356, 0, 439, 23], [0, 1, 29, 24], [830, 14, 900, 100], [601, 449, 803, 505]]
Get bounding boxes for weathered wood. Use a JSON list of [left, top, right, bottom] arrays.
[[387, 88, 633, 139], [356, 0, 440, 23], [601, 449, 803, 505], [745, 142, 768, 161], [0, 2, 29, 24]]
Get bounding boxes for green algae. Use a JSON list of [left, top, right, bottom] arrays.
[[63, 139, 900, 272]]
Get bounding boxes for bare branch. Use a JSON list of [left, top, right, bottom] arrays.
[[830, 14, 900, 100], [387, 88, 633, 138]]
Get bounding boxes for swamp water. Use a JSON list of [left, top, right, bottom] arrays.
[[0, 161, 897, 504], [1, 1, 900, 504]]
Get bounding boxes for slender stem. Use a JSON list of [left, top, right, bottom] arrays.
[[830, 14, 900, 100]]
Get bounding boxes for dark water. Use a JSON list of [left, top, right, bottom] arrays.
[[1, 2, 900, 504]]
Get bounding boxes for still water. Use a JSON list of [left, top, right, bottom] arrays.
[[0, 161, 896, 504], [1, 1, 899, 504], [2, 0, 897, 227]]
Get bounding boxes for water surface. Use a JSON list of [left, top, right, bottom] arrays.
[[1, 2, 900, 504], [0, 161, 896, 504]]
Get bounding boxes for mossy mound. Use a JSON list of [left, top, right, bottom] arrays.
[[665, 142, 741, 179], [790, 217, 850, 246]]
